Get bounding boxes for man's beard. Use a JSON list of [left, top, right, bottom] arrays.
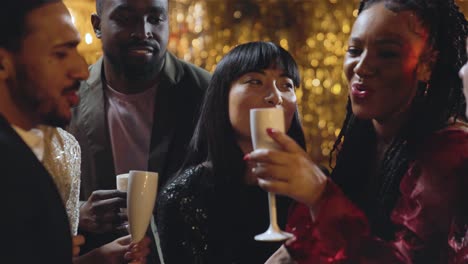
[[9, 63, 71, 128], [40, 107, 69, 128], [105, 50, 164, 83]]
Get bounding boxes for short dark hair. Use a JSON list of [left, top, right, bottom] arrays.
[[0, 0, 60, 51], [95, 0, 103, 16], [95, 0, 169, 16], [183, 41, 305, 186]]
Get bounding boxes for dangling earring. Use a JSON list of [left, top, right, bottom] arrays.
[[423, 82, 430, 97]]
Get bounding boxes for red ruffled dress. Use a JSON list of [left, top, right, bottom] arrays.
[[286, 127, 468, 263]]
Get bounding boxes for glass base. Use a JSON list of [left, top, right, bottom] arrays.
[[254, 228, 293, 242]]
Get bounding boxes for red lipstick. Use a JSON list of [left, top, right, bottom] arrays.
[[351, 83, 373, 99]]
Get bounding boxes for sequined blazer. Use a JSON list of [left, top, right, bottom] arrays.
[[41, 126, 81, 235]]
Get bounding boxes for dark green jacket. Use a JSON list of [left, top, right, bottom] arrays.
[[69, 52, 210, 258]]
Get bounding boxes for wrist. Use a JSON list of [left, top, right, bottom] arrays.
[[73, 249, 104, 264], [309, 179, 327, 210], [305, 165, 328, 208], [308, 180, 328, 221], [91, 246, 107, 264]]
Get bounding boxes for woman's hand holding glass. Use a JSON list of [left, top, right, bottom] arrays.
[[246, 128, 328, 209], [73, 235, 151, 264]]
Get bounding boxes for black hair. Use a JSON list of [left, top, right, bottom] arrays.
[[182, 41, 305, 188], [330, 0, 468, 239], [0, 0, 59, 51], [96, 0, 168, 16], [96, 0, 103, 16]]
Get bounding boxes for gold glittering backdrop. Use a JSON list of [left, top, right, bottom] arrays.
[[64, 0, 468, 166]]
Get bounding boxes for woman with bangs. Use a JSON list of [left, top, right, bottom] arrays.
[[156, 41, 307, 263]]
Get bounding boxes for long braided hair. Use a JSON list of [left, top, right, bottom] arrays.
[[330, 0, 468, 239]]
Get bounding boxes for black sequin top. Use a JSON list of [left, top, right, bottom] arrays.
[[156, 164, 291, 264]]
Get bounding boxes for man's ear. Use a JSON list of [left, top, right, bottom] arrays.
[[417, 48, 439, 82], [91, 14, 102, 39], [0, 48, 14, 81]]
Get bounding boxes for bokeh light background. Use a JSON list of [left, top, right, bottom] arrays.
[[64, 0, 468, 166]]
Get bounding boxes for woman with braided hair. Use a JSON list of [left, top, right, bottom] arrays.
[[459, 39, 468, 118], [247, 0, 468, 263]]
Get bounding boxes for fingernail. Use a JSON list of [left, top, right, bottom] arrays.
[[243, 154, 250, 161], [266, 128, 275, 134], [257, 178, 266, 186]]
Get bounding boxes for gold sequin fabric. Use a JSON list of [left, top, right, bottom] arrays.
[[41, 126, 81, 235]]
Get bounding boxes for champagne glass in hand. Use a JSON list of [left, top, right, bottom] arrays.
[[127, 170, 158, 242], [250, 108, 293, 241], [116, 173, 129, 232]]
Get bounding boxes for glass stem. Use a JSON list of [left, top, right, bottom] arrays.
[[268, 192, 279, 230]]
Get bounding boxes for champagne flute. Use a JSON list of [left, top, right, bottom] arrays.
[[116, 173, 129, 232], [127, 170, 158, 242], [250, 108, 293, 241]]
